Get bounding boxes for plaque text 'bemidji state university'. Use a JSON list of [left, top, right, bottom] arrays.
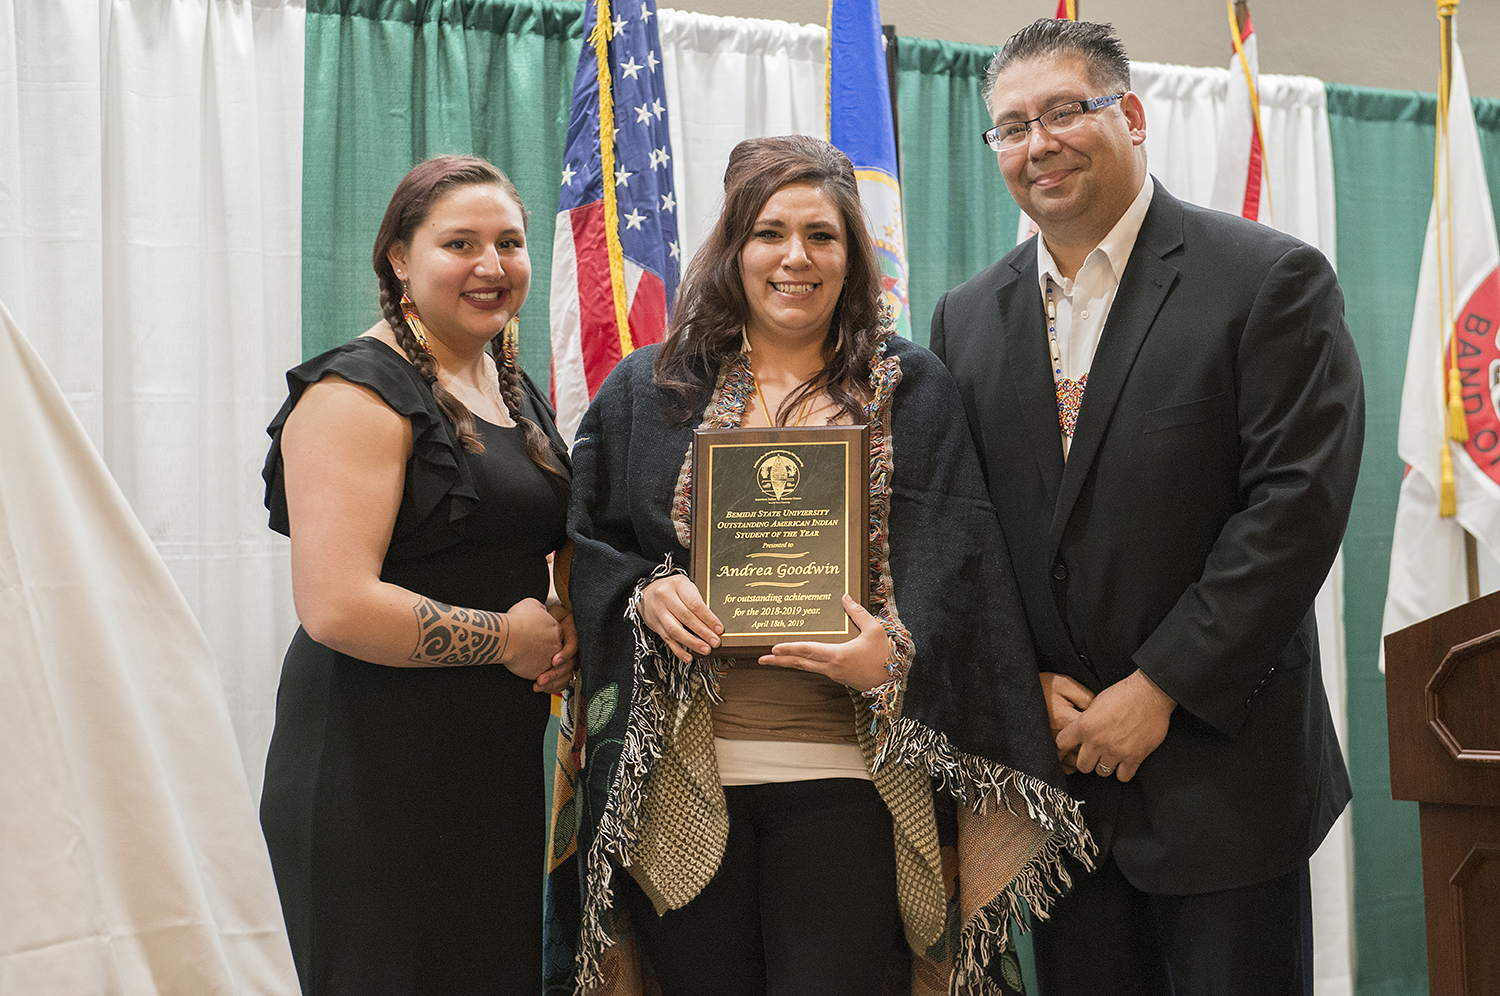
[[690, 425, 869, 657]]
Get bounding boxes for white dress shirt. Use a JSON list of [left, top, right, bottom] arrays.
[[1036, 175, 1155, 455]]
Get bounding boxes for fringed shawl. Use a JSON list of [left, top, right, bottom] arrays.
[[563, 331, 1093, 995]]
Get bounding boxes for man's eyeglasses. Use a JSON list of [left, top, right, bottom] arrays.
[[982, 93, 1126, 151]]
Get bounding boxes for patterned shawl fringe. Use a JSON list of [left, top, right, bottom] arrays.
[[885, 714, 1093, 850], [670, 353, 754, 548], [884, 717, 1095, 995], [573, 559, 720, 992], [882, 711, 1098, 936], [860, 343, 916, 733], [946, 825, 1081, 996]]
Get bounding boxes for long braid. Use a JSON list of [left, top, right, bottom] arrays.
[[378, 271, 485, 454], [492, 329, 567, 477]]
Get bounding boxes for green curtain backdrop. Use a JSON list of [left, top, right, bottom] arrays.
[[300, 8, 1500, 992], [301, 0, 585, 375], [1326, 83, 1434, 996], [894, 36, 1020, 349], [1327, 81, 1500, 996]]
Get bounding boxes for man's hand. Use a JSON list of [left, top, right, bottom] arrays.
[[1040, 672, 1095, 773], [1054, 668, 1175, 781]]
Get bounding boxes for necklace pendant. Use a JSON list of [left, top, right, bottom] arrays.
[[1056, 373, 1088, 438]]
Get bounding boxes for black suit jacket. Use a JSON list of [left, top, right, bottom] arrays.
[[930, 182, 1363, 894]]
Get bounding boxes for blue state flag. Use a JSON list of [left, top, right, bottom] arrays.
[[828, 0, 910, 336]]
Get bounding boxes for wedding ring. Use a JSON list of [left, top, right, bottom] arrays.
[[1096, 762, 1116, 776]]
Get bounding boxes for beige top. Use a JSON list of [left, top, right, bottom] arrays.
[[711, 663, 859, 744]]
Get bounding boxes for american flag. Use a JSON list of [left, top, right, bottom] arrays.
[[549, 0, 681, 444]]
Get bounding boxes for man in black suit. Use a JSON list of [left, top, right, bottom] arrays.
[[929, 18, 1364, 995]]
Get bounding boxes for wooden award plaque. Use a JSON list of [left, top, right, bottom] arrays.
[[689, 424, 870, 657]]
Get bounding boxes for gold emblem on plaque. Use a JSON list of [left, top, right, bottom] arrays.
[[755, 450, 802, 501], [691, 425, 870, 655]]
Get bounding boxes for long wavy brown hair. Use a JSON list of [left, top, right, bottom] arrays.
[[372, 155, 561, 475], [653, 135, 885, 425]]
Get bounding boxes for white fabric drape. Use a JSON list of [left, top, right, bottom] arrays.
[[1134, 63, 1337, 254], [0, 0, 305, 797], [0, 298, 298, 993]]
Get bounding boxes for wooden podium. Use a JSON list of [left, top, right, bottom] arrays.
[[1385, 592, 1500, 996]]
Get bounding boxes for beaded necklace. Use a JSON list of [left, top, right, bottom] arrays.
[[1046, 277, 1088, 439]]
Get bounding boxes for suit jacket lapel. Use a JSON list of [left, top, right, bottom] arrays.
[[994, 242, 1065, 508], [1049, 186, 1184, 546]]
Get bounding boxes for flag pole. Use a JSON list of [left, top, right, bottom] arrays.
[[1434, 0, 1456, 517], [1435, 0, 1480, 598]]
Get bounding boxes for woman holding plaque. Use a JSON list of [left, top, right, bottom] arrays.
[[259, 156, 574, 994], [566, 136, 1091, 995]]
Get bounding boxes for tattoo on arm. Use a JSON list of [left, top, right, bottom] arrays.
[[410, 598, 510, 666]]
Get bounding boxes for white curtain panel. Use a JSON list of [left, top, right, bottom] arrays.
[[1134, 62, 1337, 256], [0, 0, 305, 799]]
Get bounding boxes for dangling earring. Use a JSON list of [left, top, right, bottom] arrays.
[[399, 292, 432, 354], [501, 316, 520, 368]]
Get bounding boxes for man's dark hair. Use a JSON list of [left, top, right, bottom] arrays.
[[984, 19, 1132, 114]]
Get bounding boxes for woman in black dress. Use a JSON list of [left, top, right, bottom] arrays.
[[260, 155, 573, 995]]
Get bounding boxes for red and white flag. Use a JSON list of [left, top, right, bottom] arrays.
[[1210, 0, 1270, 223], [1382, 32, 1500, 645]]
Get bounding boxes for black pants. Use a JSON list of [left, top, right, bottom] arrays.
[[1031, 853, 1314, 996], [622, 778, 902, 996]]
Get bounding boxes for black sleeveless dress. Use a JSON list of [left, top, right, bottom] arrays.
[[260, 337, 571, 995]]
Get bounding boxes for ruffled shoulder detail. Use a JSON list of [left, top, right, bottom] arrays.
[[262, 336, 479, 559]]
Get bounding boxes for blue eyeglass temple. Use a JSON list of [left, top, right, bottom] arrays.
[[1080, 93, 1124, 112], [984, 93, 1125, 147]]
